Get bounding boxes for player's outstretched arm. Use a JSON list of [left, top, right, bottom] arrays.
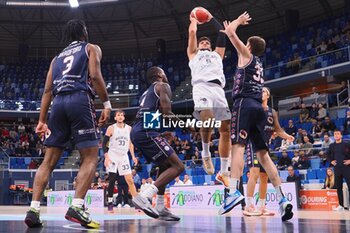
[[221, 12, 251, 58], [272, 109, 294, 142], [208, 15, 226, 59], [88, 44, 111, 127], [187, 16, 199, 60], [36, 58, 55, 136]]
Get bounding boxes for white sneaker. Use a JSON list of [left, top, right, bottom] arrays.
[[333, 205, 344, 211], [202, 156, 214, 175], [117, 204, 122, 208], [132, 194, 159, 218], [243, 204, 262, 216], [123, 204, 131, 208]]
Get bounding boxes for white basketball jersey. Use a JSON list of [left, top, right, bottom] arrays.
[[108, 123, 131, 158], [189, 50, 225, 88]]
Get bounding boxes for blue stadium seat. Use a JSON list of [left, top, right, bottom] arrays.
[[316, 168, 327, 180], [306, 169, 317, 180]]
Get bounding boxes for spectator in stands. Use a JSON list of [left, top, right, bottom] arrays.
[[147, 177, 154, 185], [326, 39, 337, 52], [339, 81, 348, 104], [322, 134, 333, 148], [327, 129, 350, 211], [309, 103, 319, 120], [317, 103, 327, 121], [295, 128, 304, 144], [287, 53, 301, 74], [183, 174, 193, 185], [286, 166, 300, 183], [301, 136, 313, 156], [18, 123, 25, 134], [189, 156, 198, 169], [321, 117, 336, 135], [323, 168, 336, 189], [309, 87, 320, 100], [302, 129, 314, 144], [269, 132, 282, 151], [132, 169, 141, 190], [344, 109, 350, 135], [285, 120, 297, 137], [140, 178, 149, 192], [299, 103, 309, 123], [277, 150, 292, 170], [174, 176, 184, 186], [310, 119, 322, 138], [93, 171, 100, 184], [291, 150, 300, 168], [279, 138, 293, 151], [298, 150, 309, 169], [316, 40, 327, 54]]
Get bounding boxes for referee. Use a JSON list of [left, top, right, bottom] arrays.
[[327, 129, 350, 211]]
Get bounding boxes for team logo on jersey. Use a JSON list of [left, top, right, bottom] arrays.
[[267, 116, 273, 124], [143, 110, 162, 129], [239, 130, 248, 139]]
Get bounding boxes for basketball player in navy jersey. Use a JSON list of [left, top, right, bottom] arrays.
[[187, 12, 231, 183], [218, 12, 293, 221], [130, 66, 184, 221], [25, 19, 111, 228], [244, 87, 294, 216]]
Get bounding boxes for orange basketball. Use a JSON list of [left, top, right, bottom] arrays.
[[190, 7, 210, 24]]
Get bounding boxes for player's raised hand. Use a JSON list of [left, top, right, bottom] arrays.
[[98, 108, 111, 127], [35, 121, 48, 138], [286, 135, 295, 143], [236, 11, 251, 25]]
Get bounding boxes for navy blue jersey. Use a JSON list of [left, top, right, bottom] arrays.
[[135, 82, 160, 120], [232, 56, 264, 102], [263, 107, 275, 143], [52, 41, 94, 97]]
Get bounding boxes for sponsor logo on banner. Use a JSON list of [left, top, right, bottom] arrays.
[[300, 190, 339, 210], [48, 190, 104, 207], [170, 183, 297, 209]]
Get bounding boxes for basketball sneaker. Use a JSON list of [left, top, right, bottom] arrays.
[[24, 208, 42, 228], [107, 202, 114, 213], [279, 197, 293, 221], [333, 205, 345, 211], [132, 194, 159, 218], [123, 204, 131, 208], [202, 156, 215, 175], [156, 206, 180, 221], [216, 172, 230, 187], [260, 206, 275, 216], [65, 206, 100, 229], [243, 204, 262, 216], [218, 190, 244, 215]]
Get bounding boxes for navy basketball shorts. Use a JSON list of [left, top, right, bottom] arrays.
[[130, 122, 175, 164], [245, 142, 268, 173], [44, 91, 100, 149], [231, 98, 268, 151]]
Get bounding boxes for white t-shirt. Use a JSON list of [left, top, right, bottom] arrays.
[[184, 179, 193, 185], [174, 180, 184, 186]]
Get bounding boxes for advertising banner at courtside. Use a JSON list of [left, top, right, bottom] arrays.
[[170, 183, 297, 210], [299, 190, 338, 210], [47, 189, 104, 207]]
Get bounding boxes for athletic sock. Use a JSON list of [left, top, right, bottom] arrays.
[[108, 197, 113, 203], [30, 201, 41, 212], [274, 186, 285, 201], [220, 157, 230, 175], [228, 178, 239, 194], [257, 199, 266, 208], [156, 195, 164, 209], [141, 184, 158, 200], [201, 142, 210, 158], [245, 197, 254, 207], [72, 198, 84, 209]]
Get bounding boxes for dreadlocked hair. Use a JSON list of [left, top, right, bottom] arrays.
[[63, 19, 86, 43]]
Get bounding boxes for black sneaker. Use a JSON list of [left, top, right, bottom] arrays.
[[65, 206, 100, 229], [24, 208, 43, 228]]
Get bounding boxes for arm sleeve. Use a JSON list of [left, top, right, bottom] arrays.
[[209, 18, 226, 48], [102, 135, 110, 153]]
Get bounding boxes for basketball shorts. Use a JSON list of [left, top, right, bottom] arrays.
[[192, 82, 231, 121], [130, 121, 175, 164], [231, 98, 268, 151], [107, 154, 132, 176], [245, 142, 266, 173], [44, 91, 100, 149]]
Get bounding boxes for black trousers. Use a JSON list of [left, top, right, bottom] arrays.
[[334, 167, 350, 207], [108, 172, 130, 205]]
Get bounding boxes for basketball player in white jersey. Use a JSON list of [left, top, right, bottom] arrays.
[[103, 109, 138, 213], [187, 13, 231, 183]]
